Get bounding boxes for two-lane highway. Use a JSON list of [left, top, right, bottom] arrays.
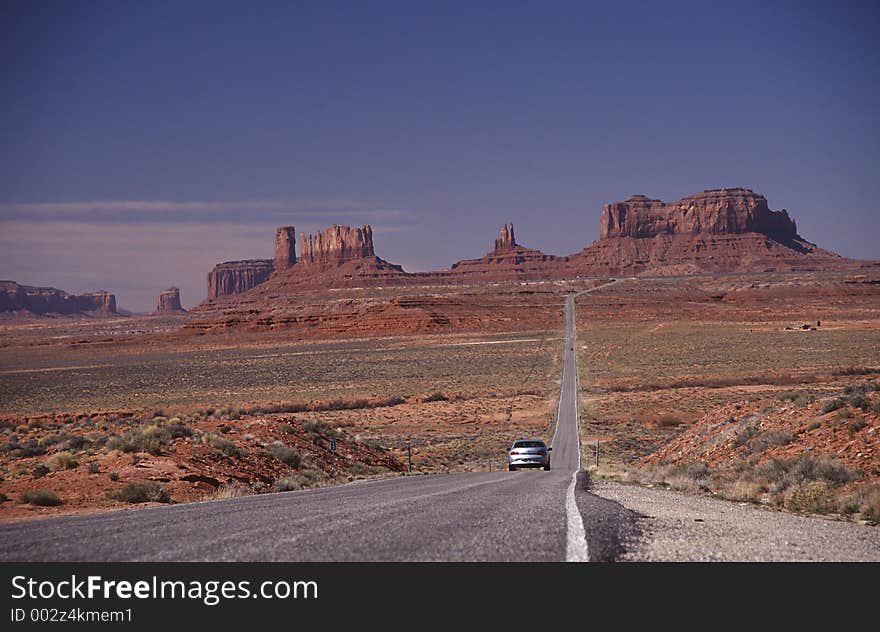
[[0, 286, 611, 562]]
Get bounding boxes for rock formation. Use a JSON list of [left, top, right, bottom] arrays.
[[570, 188, 859, 275], [299, 225, 375, 267], [0, 281, 117, 315], [494, 223, 517, 252], [600, 188, 798, 241], [274, 226, 297, 269], [199, 190, 873, 309], [207, 260, 274, 299], [156, 287, 185, 313], [449, 223, 562, 280]]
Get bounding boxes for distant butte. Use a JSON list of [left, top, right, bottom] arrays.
[[0, 281, 117, 316], [156, 287, 186, 313], [197, 187, 875, 307]]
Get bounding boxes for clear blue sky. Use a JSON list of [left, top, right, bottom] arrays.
[[1, 1, 878, 311]]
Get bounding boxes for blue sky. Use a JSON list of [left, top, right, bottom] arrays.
[[1, 1, 878, 311]]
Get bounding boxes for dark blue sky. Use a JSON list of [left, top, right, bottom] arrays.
[[2, 1, 878, 311]]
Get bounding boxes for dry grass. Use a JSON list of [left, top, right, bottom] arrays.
[[0, 331, 559, 416], [109, 481, 171, 504]]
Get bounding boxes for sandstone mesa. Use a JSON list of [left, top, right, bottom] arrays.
[[203, 187, 872, 305], [156, 287, 186, 313]]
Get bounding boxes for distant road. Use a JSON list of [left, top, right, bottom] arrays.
[[2, 279, 878, 562]]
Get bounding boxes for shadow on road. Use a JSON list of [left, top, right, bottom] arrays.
[[576, 471, 644, 562]]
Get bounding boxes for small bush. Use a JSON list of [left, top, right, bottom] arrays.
[[373, 395, 406, 408], [783, 481, 835, 514], [848, 419, 868, 434], [212, 484, 250, 499], [269, 444, 302, 468], [822, 399, 846, 414], [325, 399, 368, 411], [87, 461, 100, 474], [729, 479, 764, 503], [778, 391, 814, 407], [66, 435, 92, 451], [32, 464, 50, 478], [733, 425, 759, 448], [37, 433, 73, 448], [21, 489, 62, 506], [847, 394, 871, 412], [753, 454, 856, 493], [108, 426, 170, 455], [280, 423, 297, 434], [110, 481, 170, 504], [423, 392, 448, 402], [273, 477, 302, 492], [204, 434, 242, 458], [362, 438, 386, 452], [657, 414, 683, 428], [108, 471, 120, 482], [749, 429, 793, 453], [165, 423, 193, 439], [19, 442, 46, 458], [44, 451, 79, 472], [657, 461, 711, 493], [298, 468, 324, 484], [806, 419, 822, 431], [837, 408, 853, 420], [303, 419, 330, 434], [0, 492, 8, 502], [833, 368, 880, 376], [848, 484, 880, 521]]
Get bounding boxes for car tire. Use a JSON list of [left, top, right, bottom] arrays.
[[543, 463, 551, 471], [508, 465, 516, 471]]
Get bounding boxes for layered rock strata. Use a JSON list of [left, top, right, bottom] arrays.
[[0, 281, 117, 315], [156, 287, 185, 312], [299, 225, 375, 267], [274, 226, 297, 269], [207, 260, 274, 300]]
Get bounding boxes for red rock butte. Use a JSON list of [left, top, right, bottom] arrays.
[[200, 187, 875, 305], [156, 287, 186, 313], [299, 225, 375, 267], [0, 281, 116, 315]]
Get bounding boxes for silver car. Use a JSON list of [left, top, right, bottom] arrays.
[[507, 439, 551, 471]]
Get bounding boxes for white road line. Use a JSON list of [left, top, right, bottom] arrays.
[[566, 471, 589, 562], [562, 294, 590, 562]]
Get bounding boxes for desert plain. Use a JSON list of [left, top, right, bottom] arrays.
[[1, 269, 878, 524]]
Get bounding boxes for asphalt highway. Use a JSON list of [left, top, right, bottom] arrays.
[[0, 286, 612, 562]]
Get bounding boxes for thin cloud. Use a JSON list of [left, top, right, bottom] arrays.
[[0, 199, 415, 224], [0, 200, 286, 212]]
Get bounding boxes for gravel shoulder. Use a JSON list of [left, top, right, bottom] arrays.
[[590, 480, 880, 561]]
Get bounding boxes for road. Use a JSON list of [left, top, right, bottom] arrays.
[[2, 280, 878, 562], [0, 287, 608, 562]]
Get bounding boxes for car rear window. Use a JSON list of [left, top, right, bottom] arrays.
[[514, 441, 546, 448]]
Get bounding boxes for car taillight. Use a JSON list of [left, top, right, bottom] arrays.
[[509, 451, 519, 455]]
